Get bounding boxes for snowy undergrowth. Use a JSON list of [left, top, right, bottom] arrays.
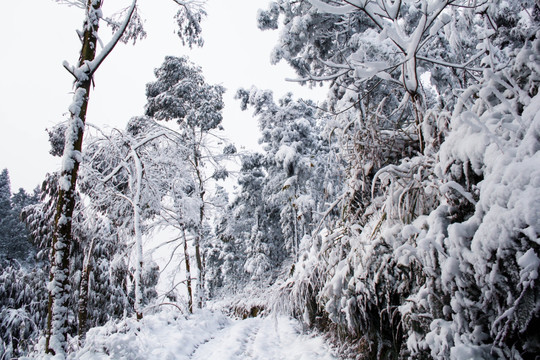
[[69, 309, 229, 360], [208, 282, 273, 319], [27, 308, 336, 360], [280, 32, 540, 359]]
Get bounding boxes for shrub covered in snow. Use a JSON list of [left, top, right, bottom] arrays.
[[259, 1, 540, 359]]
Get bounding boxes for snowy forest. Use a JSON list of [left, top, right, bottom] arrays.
[[1, 0, 539, 359]]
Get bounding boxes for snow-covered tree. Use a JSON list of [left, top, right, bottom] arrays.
[[145, 55, 226, 309], [80, 117, 186, 319], [0, 261, 48, 358], [237, 88, 335, 259], [20, 172, 131, 348], [208, 89, 337, 301], [259, 1, 540, 358], [210, 152, 276, 292], [48, 0, 206, 354]]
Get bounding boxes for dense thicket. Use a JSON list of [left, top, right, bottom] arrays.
[[241, 0, 540, 358], [208, 90, 338, 296], [0, 169, 41, 357], [14, 172, 135, 354]]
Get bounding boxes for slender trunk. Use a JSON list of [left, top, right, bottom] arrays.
[[131, 149, 144, 320], [293, 204, 298, 261], [192, 136, 205, 309], [412, 93, 425, 154], [78, 238, 95, 340], [194, 229, 204, 309], [182, 229, 193, 313], [46, 0, 102, 354]]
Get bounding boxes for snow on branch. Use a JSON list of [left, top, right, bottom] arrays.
[[307, 0, 356, 14], [87, 0, 138, 75], [439, 180, 477, 205], [286, 69, 350, 82], [171, 0, 207, 48], [104, 5, 147, 45], [99, 128, 182, 184], [55, 0, 86, 9]]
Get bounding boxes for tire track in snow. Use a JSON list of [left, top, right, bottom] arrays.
[[190, 317, 261, 360], [189, 316, 336, 360], [185, 318, 231, 359]]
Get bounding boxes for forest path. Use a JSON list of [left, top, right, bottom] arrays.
[[189, 315, 335, 360], [73, 309, 336, 360]]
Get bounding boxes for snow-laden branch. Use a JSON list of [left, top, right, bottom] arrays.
[[61, 1, 137, 80], [55, 0, 86, 9], [417, 55, 484, 72], [100, 129, 180, 183], [170, 0, 206, 8], [440, 180, 477, 204], [87, 0, 137, 75], [312, 193, 346, 237], [286, 69, 350, 82], [307, 0, 356, 14]]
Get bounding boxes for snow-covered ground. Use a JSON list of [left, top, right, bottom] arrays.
[[68, 309, 336, 360]]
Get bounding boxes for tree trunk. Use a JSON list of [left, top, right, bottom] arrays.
[[194, 230, 204, 309], [78, 238, 95, 340], [131, 149, 144, 320], [182, 229, 193, 313], [193, 142, 205, 309], [412, 92, 425, 154], [46, 0, 102, 354]]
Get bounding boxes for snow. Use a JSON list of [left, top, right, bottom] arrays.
[[275, 145, 297, 173], [518, 249, 540, 282], [53, 309, 336, 360], [307, 0, 355, 15]]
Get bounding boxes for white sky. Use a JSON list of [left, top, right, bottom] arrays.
[[0, 0, 326, 192]]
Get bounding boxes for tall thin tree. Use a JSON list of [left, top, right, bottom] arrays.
[[146, 56, 226, 309], [47, 0, 206, 354]]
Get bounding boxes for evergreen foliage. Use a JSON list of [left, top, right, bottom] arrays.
[[0, 169, 37, 262], [0, 261, 48, 358], [208, 89, 339, 301]]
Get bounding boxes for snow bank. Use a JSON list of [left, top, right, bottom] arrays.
[[72, 309, 230, 360]]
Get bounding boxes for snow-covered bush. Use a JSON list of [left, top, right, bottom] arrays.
[[261, 1, 540, 358], [0, 261, 48, 358]]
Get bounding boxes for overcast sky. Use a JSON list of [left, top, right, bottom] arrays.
[[0, 0, 325, 192]]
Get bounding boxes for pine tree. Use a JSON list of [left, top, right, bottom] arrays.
[[209, 89, 338, 299], [0, 170, 36, 263], [0, 169, 16, 259]]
